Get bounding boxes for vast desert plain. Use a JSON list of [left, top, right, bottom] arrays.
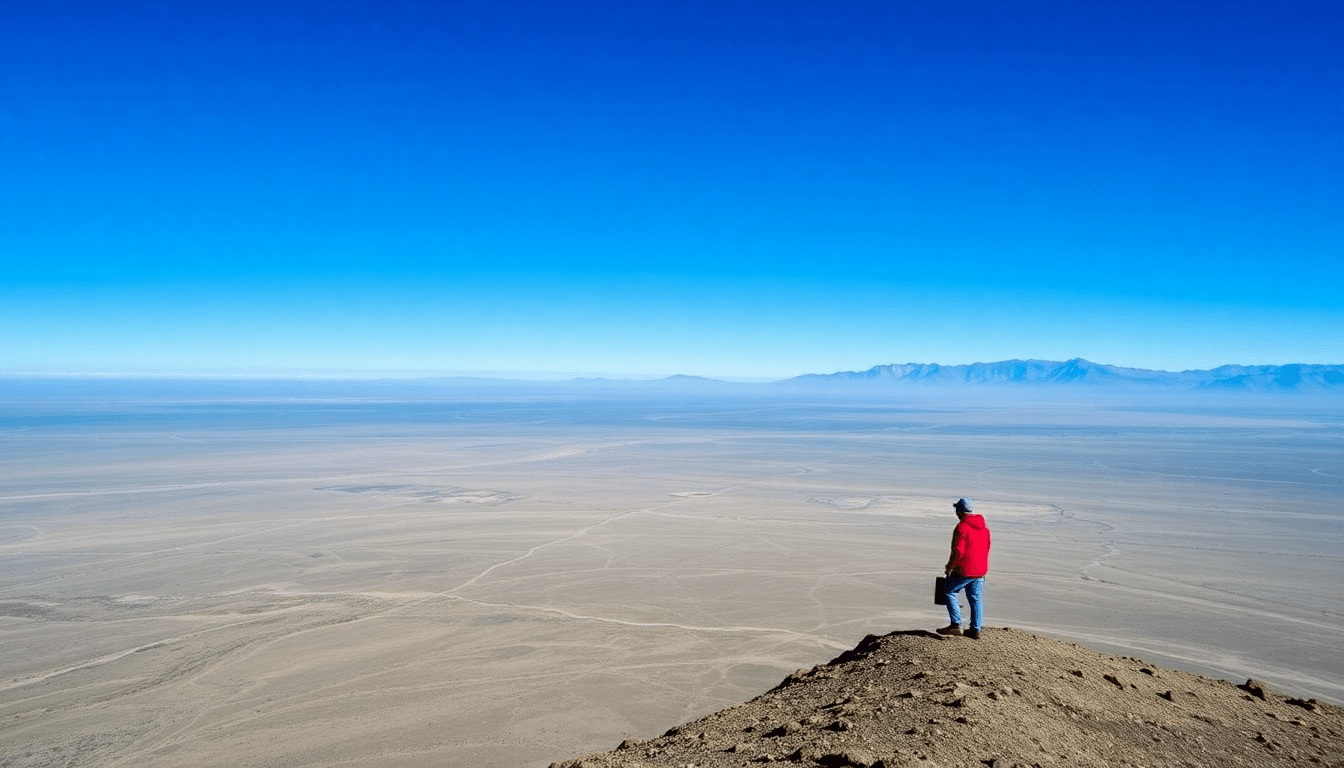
[[1, 383, 1340, 767]]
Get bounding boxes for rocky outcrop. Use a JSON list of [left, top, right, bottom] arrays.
[[551, 628, 1344, 768]]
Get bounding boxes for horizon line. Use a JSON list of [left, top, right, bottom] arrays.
[[3, 358, 1341, 384]]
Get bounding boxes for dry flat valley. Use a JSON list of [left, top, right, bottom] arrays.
[[1, 386, 1340, 766]]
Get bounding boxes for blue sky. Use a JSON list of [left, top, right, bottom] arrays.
[[2, 0, 1340, 379]]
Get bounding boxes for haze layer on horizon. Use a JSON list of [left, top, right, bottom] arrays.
[[3, 0, 1340, 379]]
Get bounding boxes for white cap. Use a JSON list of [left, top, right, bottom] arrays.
[[954, 498, 974, 511]]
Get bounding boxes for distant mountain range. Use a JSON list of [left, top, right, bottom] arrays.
[[5, 360, 1341, 397], [779, 358, 1344, 391]]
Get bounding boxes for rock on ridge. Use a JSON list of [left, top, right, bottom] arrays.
[[550, 628, 1344, 768]]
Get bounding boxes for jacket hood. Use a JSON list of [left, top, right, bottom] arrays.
[[960, 513, 987, 530]]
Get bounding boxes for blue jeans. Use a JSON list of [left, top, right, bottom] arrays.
[[943, 575, 984, 630]]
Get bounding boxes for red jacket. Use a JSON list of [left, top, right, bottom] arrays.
[[949, 514, 991, 577]]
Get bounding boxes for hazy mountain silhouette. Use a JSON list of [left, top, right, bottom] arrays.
[[779, 359, 1344, 391]]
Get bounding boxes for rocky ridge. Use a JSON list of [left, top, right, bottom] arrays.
[[551, 628, 1343, 768]]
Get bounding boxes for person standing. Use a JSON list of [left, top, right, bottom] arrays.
[[937, 497, 991, 639]]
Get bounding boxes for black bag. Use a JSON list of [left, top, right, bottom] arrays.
[[934, 575, 947, 605]]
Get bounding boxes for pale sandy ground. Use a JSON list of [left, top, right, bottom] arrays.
[[0, 395, 1339, 766]]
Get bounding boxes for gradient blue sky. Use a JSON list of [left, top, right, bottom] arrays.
[[3, 0, 1340, 379]]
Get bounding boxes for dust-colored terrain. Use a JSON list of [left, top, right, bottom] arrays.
[[0, 392, 1339, 766], [553, 628, 1344, 768]]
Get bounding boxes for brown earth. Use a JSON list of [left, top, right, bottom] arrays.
[[551, 628, 1344, 768]]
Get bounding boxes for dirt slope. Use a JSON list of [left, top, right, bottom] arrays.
[[550, 627, 1343, 768]]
